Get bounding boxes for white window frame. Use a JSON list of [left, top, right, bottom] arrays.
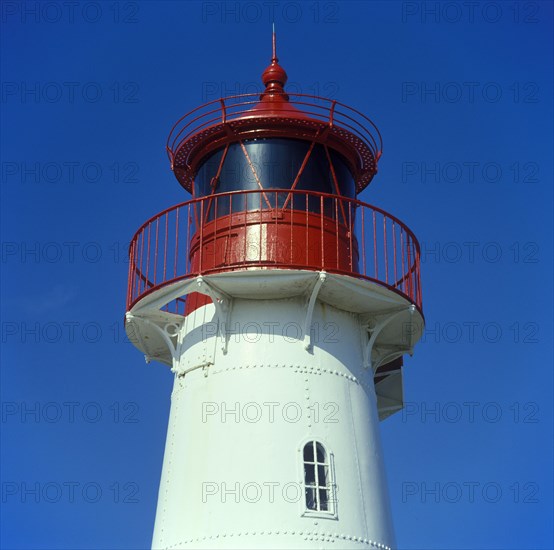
[[300, 440, 338, 519]]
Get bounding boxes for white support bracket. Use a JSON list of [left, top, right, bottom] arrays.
[[362, 304, 416, 372], [125, 312, 182, 364], [402, 303, 417, 354], [195, 276, 233, 354], [302, 271, 327, 350], [372, 350, 410, 374]]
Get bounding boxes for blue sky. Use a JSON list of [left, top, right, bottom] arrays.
[[1, 1, 553, 548]]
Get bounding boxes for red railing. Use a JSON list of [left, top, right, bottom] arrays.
[[127, 190, 422, 314], [167, 93, 382, 160], [166, 93, 383, 192]]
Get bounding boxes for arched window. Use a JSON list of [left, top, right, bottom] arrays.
[[303, 441, 334, 514]]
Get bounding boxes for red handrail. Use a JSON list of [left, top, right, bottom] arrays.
[[165, 93, 384, 193], [167, 93, 382, 158], [126, 189, 422, 314]]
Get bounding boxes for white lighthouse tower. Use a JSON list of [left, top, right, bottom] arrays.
[[125, 35, 424, 550]]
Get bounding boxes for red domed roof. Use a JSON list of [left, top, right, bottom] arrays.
[[167, 31, 383, 193]]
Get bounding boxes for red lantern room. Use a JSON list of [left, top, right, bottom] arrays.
[[126, 32, 422, 404], [167, 36, 382, 284]]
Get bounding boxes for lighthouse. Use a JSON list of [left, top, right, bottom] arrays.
[[125, 33, 424, 550]]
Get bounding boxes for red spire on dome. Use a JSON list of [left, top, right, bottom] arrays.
[[260, 24, 289, 101]]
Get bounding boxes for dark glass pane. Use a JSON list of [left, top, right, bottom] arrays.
[[319, 489, 329, 511], [194, 148, 224, 198], [303, 442, 314, 462], [315, 443, 326, 463], [294, 144, 334, 195], [318, 465, 328, 486], [330, 149, 356, 198], [242, 139, 308, 189], [305, 487, 317, 510], [304, 464, 315, 485], [193, 139, 356, 219]]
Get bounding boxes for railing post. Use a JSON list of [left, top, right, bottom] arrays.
[[373, 211, 378, 280], [392, 221, 397, 286], [329, 100, 336, 128], [400, 230, 405, 293], [320, 195, 325, 268], [127, 238, 134, 308], [227, 194, 232, 267], [259, 192, 263, 263], [166, 146, 174, 171], [145, 224, 151, 289], [383, 217, 388, 284], [137, 231, 143, 295], [199, 199, 204, 272], [154, 218, 159, 285], [173, 208, 179, 278], [361, 207, 366, 276], [163, 213, 168, 282], [406, 236, 413, 301], [416, 249, 422, 308], [335, 197, 339, 271]]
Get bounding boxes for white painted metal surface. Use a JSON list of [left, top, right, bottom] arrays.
[[125, 270, 423, 549], [153, 299, 395, 549]]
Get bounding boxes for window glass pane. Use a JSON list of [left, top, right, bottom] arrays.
[[303, 443, 314, 462], [305, 487, 317, 510], [319, 489, 329, 511], [304, 464, 315, 485], [315, 443, 326, 463], [318, 465, 328, 486]]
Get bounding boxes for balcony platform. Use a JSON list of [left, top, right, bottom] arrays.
[[125, 268, 424, 421]]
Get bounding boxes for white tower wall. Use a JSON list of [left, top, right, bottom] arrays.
[[152, 296, 396, 550]]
